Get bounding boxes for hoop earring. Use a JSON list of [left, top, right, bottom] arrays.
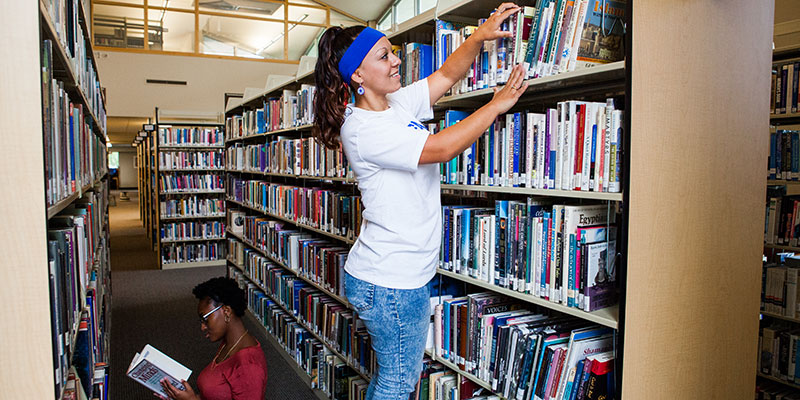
[[356, 83, 365, 96]]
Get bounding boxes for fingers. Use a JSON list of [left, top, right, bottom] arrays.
[[510, 64, 526, 91], [498, 5, 521, 21], [160, 379, 176, 399], [495, 2, 520, 16]]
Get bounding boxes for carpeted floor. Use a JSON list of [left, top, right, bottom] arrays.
[[109, 193, 322, 400], [109, 191, 159, 271]]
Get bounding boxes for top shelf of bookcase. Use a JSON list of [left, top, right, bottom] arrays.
[[383, 0, 499, 43], [226, 71, 316, 116], [39, 0, 106, 140]]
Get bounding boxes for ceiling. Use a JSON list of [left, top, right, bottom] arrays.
[[107, 116, 151, 146], [316, 0, 392, 22]]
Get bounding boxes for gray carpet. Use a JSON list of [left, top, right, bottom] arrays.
[[109, 196, 322, 399]]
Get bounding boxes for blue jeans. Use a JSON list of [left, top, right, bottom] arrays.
[[344, 272, 430, 400]]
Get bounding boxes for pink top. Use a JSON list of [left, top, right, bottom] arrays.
[[196, 342, 268, 400]]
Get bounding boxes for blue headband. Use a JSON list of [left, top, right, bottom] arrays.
[[337, 27, 385, 85]]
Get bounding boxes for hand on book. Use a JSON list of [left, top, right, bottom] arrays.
[[156, 378, 200, 400], [472, 2, 520, 42], [489, 64, 529, 114]]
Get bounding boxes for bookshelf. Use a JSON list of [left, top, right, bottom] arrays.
[[759, 47, 800, 393], [1, 0, 112, 398], [217, 1, 770, 399], [152, 110, 227, 270]]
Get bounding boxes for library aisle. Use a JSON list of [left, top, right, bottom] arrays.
[[108, 192, 320, 400]]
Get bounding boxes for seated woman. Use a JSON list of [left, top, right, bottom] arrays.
[[159, 277, 268, 400]]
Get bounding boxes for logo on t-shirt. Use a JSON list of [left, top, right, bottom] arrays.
[[407, 121, 426, 131]]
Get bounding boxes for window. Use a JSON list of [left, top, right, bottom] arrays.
[[92, 0, 364, 62], [419, 0, 436, 13], [108, 152, 120, 169], [394, 0, 414, 25], [377, 10, 392, 32]]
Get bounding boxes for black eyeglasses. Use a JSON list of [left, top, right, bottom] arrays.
[[199, 305, 222, 325]]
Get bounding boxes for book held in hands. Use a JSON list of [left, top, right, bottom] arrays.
[[127, 344, 192, 397]]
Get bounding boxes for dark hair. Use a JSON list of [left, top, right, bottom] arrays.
[[192, 277, 246, 317], [313, 25, 367, 149]]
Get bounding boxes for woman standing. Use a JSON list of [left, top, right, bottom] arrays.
[[158, 277, 268, 400], [312, 3, 528, 398]]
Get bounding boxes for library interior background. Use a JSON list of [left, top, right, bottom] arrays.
[[3, 0, 797, 399]]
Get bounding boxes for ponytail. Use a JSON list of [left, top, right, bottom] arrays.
[[313, 25, 367, 149]]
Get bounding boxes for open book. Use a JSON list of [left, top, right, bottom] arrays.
[[127, 344, 192, 397]]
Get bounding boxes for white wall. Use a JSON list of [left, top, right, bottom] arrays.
[[117, 151, 138, 189], [95, 50, 298, 117]]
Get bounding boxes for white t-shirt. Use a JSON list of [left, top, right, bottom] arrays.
[[340, 78, 441, 289]]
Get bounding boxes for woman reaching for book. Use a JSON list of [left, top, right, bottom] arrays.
[[312, 3, 527, 399], [158, 277, 267, 400]]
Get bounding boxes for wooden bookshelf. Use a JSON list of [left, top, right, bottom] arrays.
[[441, 184, 623, 201], [159, 168, 227, 172], [216, 1, 772, 399], [226, 198, 355, 245], [226, 229, 352, 307], [158, 145, 225, 150], [242, 311, 329, 400], [434, 61, 625, 108], [38, 0, 105, 139], [757, 373, 800, 390], [161, 259, 226, 270], [760, 310, 800, 324], [47, 174, 108, 219], [160, 189, 227, 195], [2, 1, 112, 398], [226, 168, 354, 183], [153, 111, 227, 269], [225, 123, 315, 143], [230, 263, 371, 382], [423, 350, 496, 395], [160, 237, 226, 244], [764, 243, 800, 252], [159, 214, 226, 221], [437, 268, 619, 329]]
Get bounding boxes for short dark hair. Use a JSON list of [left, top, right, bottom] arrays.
[[192, 277, 247, 317]]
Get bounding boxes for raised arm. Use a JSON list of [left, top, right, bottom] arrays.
[[426, 2, 520, 105], [419, 64, 529, 165]]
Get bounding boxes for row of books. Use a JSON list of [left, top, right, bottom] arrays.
[[759, 321, 800, 385], [441, 201, 618, 312], [434, 102, 623, 193], [160, 242, 224, 265], [771, 61, 800, 116], [225, 85, 316, 139], [231, 262, 376, 377], [160, 221, 225, 242], [226, 137, 352, 179], [159, 173, 224, 193], [47, 190, 106, 398], [158, 150, 224, 171], [435, 0, 625, 96], [762, 254, 800, 319], [765, 195, 800, 246], [229, 213, 348, 298], [433, 292, 615, 400], [769, 130, 800, 181], [42, 40, 108, 206], [160, 196, 226, 219], [392, 42, 434, 87], [232, 268, 368, 400], [226, 177, 363, 241], [158, 127, 224, 147], [412, 356, 510, 400], [755, 380, 800, 400], [42, 0, 106, 127]]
